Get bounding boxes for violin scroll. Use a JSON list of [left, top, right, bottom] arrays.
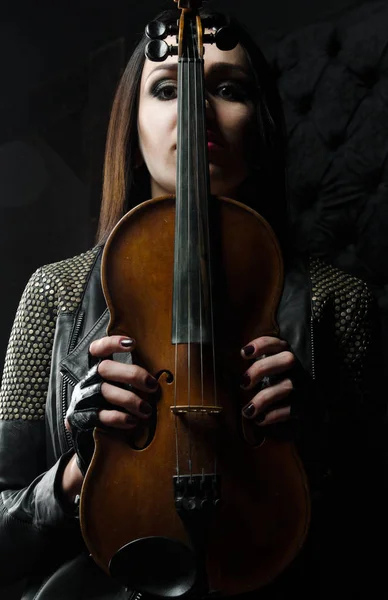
[[173, 0, 203, 9]]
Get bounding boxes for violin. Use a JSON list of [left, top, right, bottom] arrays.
[[80, 1, 310, 596]]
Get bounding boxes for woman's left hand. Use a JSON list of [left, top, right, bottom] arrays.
[[240, 336, 295, 425]]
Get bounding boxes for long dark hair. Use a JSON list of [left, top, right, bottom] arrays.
[[96, 7, 289, 249]]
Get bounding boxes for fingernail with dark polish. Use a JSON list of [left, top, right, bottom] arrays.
[[120, 338, 135, 348], [242, 345, 255, 356], [146, 375, 158, 389], [140, 402, 153, 416], [240, 373, 251, 388], [242, 403, 255, 418]]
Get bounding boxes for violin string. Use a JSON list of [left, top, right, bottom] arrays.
[[207, 193, 218, 484], [198, 60, 217, 409], [198, 30, 218, 481], [194, 48, 205, 412], [174, 46, 185, 479], [197, 66, 208, 412], [187, 27, 194, 479]]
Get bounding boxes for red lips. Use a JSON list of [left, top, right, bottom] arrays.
[[206, 130, 223, 146]]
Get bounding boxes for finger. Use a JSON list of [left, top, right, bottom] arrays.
[[240, 351, 295, 388], [98, 360, 158, 393], [242, 378, 294, 419], [101, 382, 153, 419], [89, 335, 136, 358], [98, 409, 138, 430], [241, 336, 288, 359], [254, 406, 291, 427]]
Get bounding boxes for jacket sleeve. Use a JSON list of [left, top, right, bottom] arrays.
[[0, 268, 83, 586], [350, 284, 388, 553], [332, 281, 386, 463], [315, 279, 388, 594]]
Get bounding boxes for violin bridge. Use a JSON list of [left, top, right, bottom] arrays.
[[170, 405, 223, 415]]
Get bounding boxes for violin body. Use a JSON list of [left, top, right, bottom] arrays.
[[80, 195, 310, 596]]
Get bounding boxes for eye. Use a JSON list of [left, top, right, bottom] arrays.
[[150, 80, 177, 101], [215, 81, 252, 102]]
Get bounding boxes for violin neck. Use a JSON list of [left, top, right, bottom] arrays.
[[173, 17, 212, 344]]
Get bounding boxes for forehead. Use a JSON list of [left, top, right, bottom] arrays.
[[140, 37, 251, 84]]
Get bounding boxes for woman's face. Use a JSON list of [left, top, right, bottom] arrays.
[[137, 38, 256, 198]]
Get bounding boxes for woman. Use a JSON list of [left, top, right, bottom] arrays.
[[0, 6, 385, 600]]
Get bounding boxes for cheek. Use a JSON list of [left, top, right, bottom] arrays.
[[221, 105, 255, 149], [138, 109, 158, 158], [237, 111, 255, 149], [138, 102, 177, 159]]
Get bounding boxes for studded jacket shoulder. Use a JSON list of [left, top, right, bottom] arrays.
[[0, 247, 383, 591], [0, 247, 99, 423]]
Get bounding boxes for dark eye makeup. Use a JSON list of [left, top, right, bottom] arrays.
[[150, 80, 178, 101], [212, 80, 254, 102], [150, 77, 254, 104]]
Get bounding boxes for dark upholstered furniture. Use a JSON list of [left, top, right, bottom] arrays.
[[259, 0, 388, 377]]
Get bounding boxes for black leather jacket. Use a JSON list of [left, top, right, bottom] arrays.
[[0, 246, 385, 599]]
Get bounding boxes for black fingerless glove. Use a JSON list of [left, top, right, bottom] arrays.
[[66, 361, 109, 475]]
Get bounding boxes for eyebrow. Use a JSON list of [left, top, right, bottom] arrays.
[[145, 62, 252, 83]]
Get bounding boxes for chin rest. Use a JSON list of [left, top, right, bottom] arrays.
[[109, 536, 197, 598]]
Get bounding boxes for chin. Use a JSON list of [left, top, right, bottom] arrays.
[[209, 165, 245, 198], [210, 180, 238, 199]]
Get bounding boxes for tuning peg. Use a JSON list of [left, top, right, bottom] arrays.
[[215, 26, 239, 51], [145, 20, 179, 40], [145, 40, 178, 62], [203, 26, 239, 51]]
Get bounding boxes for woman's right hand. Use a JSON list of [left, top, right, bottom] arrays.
[[62, 335, 159, 504], [65, 335, 159, 431]]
